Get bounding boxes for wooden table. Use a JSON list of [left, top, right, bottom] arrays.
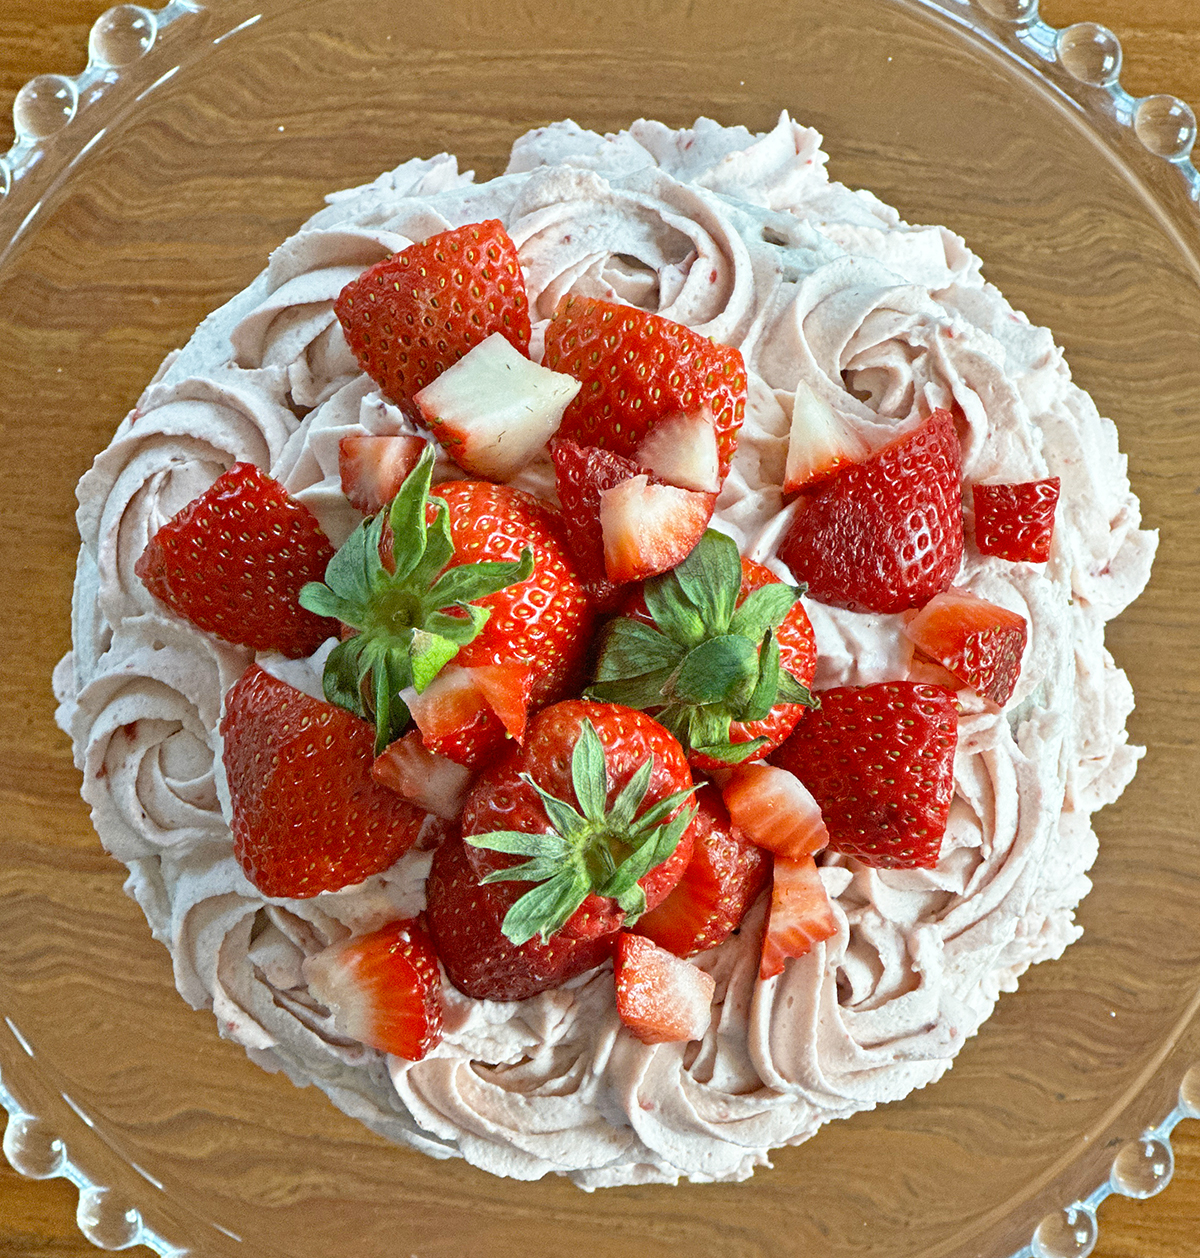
[[0, 1, 1196, 1254]]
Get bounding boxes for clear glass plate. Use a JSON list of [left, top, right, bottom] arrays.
[[1, 1, 1197, 1255]]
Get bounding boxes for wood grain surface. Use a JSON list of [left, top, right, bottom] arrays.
[[0, 1, 1197, 1255]]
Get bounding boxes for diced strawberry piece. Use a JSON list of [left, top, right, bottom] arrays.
[[783, 381, 870, 493], [543, 295, 747, 480], [902, 587, 1027, 705], [301, 918, 442, 1060], [972, 477, 1060, 563], [221, 666, 424, 897], [338, 433, 428, 513], [599, 475, 715, 583], [466, 661, 536, 743], [613, 932, 715, 1044], [636, 784, 771, 957], [334, 220, 531, 412], [414, 333, 581, 479], [372, 731, 474, 820], [904, 651, 965, 691], [408, 662, 535, 766], [779, 409, 963, 614], [721, 762, 830, 860], [759, 855, 838, 980], [135, 462, 338, 658], [634, 409, 721, 493], [771, 682, 958, 869], [550, 437, 647, 584]]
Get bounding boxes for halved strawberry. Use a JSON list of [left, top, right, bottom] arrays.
[[783, 381, 870, 493], [972, 477, 1060, 563], [600, 475, 716, 583], [413, 333, 581, 479], [543, 295, 747, 480], [136, 462, 338, 658], [407, 661, 535, 767], [635, 784, 771, 957], [770, 681, 958, 869], [372, 731, 474, 820], [221, 666, 424, 897], [902, 587, 1027, 705], [613, 932, 715, 1044], [301, 918, 442, 1060], [634, 409, 721, 494], [338, 434, 429, 514], [334, 220, 531, 412], [778, 409, 963, 614], [721, 762, 829, 861], [759, 855, 838, 980]]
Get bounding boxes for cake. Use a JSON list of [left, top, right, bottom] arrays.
[[53, 113, 1156, 1188]]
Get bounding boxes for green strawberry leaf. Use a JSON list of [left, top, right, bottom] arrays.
[[501, 868, 592, 945], [593, 619, 686, 681], [673, 634, 760, 706], [671, 529, 742, 632]]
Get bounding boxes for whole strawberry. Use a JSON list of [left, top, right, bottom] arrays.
[[589, 529, 817, 768], [542, 296, 747, 480], [334, 220, 531, 412], [460, 700, 699, 947], [136, 461, 338, 657], [778, 409, 964, 614], [221, 666, 424, 897], [770, 681, 958, 869]]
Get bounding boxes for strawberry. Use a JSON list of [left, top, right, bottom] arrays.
[[759, 855, 838, 980], [371, 731, 473, 820], [770, 681, 958, 869], [613, 932, 715, 1044], [721, 762, 829, 861], [778, 409, 963, 614], [338, 433, 429, 514], [542, 295, 747, 480], [406, 661, 536, 768], [783, 381, 870, 493], [600, 476, 715, 583], [136, 461, 338, 658], [300, 447, 593, 760], [972, 477, 1060, 563], [460, 700, 699, 946], [301, 917, 442, 1060], [334, 220, 531, 413], [424, 830, 614, 1001], [636, 784, 771, 958], [221, 666, 424, 897], [902, 587, 1027, 705], [634, 409, 721, 493], [590, 530, 817, 769]]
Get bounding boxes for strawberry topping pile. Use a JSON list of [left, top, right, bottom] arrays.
[[131, 218, 1062, 1060]]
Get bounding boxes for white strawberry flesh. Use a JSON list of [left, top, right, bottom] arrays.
[[722, 762, 830, 860], [784, 381, 870, 494], [372, 731, 474, 820], [759, 855, 837, 980], [635, 409, 721, 493], [338, 433, 429, 514], [614, 932, 715, 1044], [414, 332, 581, 479], [599, 475, 715, 583]]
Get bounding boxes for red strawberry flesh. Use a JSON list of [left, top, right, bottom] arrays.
[[972, 477, 1060, 563]]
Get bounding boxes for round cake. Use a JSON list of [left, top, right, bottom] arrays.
[[53, 113, 1156, 1188]]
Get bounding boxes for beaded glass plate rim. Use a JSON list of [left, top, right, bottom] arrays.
[[0, 1, 1197, 1255]]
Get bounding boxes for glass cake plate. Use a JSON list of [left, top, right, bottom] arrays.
[[0, 1, 1197, 1254]]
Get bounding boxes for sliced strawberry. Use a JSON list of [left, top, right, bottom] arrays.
[[770, 681, 958, 869], [334, 220, 531, 412], [301, 918, 442, 1060], [221, 666, 424, 897], [783, 381, 870, 493], [425, 831, 614, 1001], [550, 437, 646, 585], [408, 661, 536, 767], [613, 932, 715, 1044], [634, 409, 721, 493], [721, 762, 829, 860], [468, 661, 537, 742], [338, 433, 429, 513], [972, 477, 1060, 563], [600, 475, 716, 583], [372, 731, 474, 820], [136, 461, 338, 658], [414, 333, 580, 479], [636, 784, 770, 958], [759, 855, 838, 980], [543, 295, 747, 480], [902, 587, 1027, 705], [778, 409, 963, 614]]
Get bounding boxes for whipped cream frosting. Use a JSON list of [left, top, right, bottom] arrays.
[[54, 113, 1155, 1187]]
